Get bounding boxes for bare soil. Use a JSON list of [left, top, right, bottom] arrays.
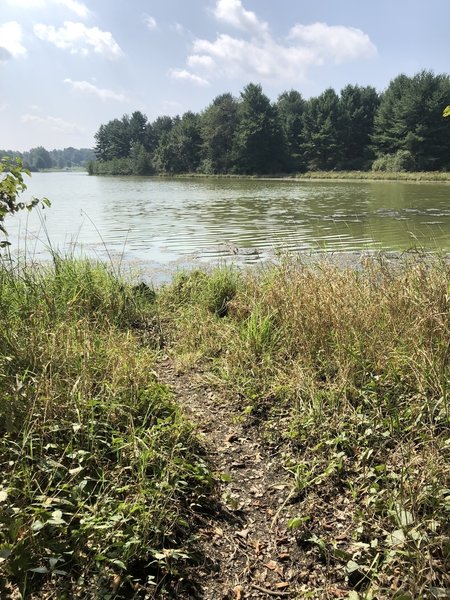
[[156, 357, 352, 600]]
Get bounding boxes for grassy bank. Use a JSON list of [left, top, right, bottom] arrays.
[[0, 258, 213, 599], [1, 253, 449, 598], [139, 171, 450, 183], [158, 255, 450, 598], [293, 171, 450, 182]]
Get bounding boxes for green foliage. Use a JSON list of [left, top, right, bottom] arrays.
[[154, 112, 203, 174], [169, 266, 241, 317], [444, 105, 450, 118], [0, 259, 212, 597], [276, 90, 306, 172], [90, 72, 450, 176], [0, 157, 49, 248], [302, 88, 343, 171], [339, 84, 380, 169], [2, 147, 96, 171], [372, 70, 450, 170], [201, 93, 239, 174], [232, 83, 287, 174], [371, 149, 417, 172]]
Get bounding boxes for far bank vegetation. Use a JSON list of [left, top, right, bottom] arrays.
[[89, 70, 450, 177]]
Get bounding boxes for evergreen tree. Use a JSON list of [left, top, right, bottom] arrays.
[[276, 90, 306, 172], [233, 83, 286, 174], [302, 88, 343, 171], [201, 93, 239, 173], [339, 85, 379, 169], [372, 71, 450, 170]]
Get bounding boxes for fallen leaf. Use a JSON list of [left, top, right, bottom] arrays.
[[233, 585, 243, 599], [264, 560, 284, 576]]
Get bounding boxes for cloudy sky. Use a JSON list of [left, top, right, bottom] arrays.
[[1, 0, 449, 151]]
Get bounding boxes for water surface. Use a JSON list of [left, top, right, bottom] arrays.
[[6, 172, 450, 272]]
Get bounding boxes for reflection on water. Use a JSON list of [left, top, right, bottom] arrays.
[[5, 172, 450, 266]]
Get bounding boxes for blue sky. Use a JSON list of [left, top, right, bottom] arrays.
[[1, 0, 449, 151]]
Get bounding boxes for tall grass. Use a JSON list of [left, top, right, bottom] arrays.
[[0, 257, 212, 598], [159, 254, 450, 598]]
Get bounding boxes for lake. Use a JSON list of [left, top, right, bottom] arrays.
[[5, 172, 450, 277]]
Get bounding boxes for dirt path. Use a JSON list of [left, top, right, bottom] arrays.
[[157, 357, 306, 599]]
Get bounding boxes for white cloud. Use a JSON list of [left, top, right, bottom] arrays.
[[213, 0, 268, 37], [172, 0, 377, 85], [64, 78, 127, 102], [34, 21, 122, 58], [0, 22, 27, 61], [168, 68, 210, 87], [288, 22, 377, 64], [144, 15, 157, 31], [7, 0, 90, 18], [21, 113, 84, 133], [187, 54, 215, 69]]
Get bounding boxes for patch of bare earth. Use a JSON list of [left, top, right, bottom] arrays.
[[156, 358, 351, 600]]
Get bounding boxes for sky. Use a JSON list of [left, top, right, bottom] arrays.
[[1, 0, 449, 151]]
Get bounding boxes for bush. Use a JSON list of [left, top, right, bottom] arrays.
[[371, 150, 417, 172]]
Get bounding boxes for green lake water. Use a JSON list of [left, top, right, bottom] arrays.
[[6, 172, 450, 272]]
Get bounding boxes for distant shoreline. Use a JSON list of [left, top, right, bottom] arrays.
[[85, 170, 450, 183]]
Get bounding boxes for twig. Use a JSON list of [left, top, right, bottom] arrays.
[[270, 488, 296, 529], [250, 583, 291, 597]]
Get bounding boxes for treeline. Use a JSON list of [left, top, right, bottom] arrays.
[[90, 70, 450, 177], [0, 147, 95, 171]]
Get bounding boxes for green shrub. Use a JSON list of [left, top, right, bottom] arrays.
[[372, 150, 417, 172]]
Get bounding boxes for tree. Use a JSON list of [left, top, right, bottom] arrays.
[[153, 112, 202, 173], [24, 146, 53, 170], [339, 85, 379, 169], [372, 71, 450, 170], [0, 157, 49, 248], [144, 116, 174, 154], [233, 83, 286, 174], [302, 88, 343, 170], [94, 114, 143, 161], [276, 90, 306, 172], [128, 111, 148, 147], [201, 93, 239, 173]]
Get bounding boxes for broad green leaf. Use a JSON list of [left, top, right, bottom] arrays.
[[288, 516, 310, 530], [29, 566, 49, 574]]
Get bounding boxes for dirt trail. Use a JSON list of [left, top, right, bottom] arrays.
[[157, 357, 306, 599]]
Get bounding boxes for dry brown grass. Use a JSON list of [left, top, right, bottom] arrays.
[[159, 253, 450, 598]]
